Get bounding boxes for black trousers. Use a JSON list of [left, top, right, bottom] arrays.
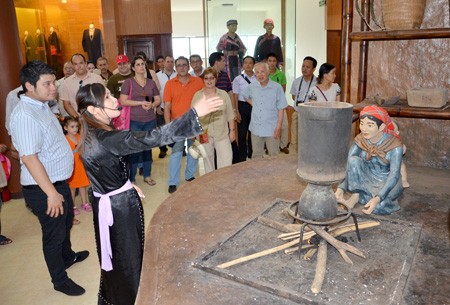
[[22, 181, 76, 286], [237, 101, 253, 162]]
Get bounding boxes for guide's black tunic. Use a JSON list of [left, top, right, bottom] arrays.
[[81, 109, 203, 305]]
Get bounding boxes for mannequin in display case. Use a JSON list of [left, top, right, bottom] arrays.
[[254, 18, 283, 66], [216, 19, 247, 81], [23, 30, 36, 63], [35, 29, 46, 63], [48, 26, 61, 73], [82, 23, 103, 64]]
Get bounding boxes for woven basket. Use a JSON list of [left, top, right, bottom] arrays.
[[382, 0, 426, 30]]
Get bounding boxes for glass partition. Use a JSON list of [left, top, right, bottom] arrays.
[[14, 0, 103, 78], [284, 0, 296, 99], [206, 0, 282, 59], [205, 0, 296, 93], [15, 6, 47, 64]]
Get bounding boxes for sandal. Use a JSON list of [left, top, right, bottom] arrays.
[[144, 177, 156, 186], [81, 203, 93, 212], [0, 235, 13, 245], [72, 218, 80, 225], [73, 206, 80, 215]]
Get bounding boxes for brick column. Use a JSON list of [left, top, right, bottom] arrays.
[[0, 0, 24, 196]]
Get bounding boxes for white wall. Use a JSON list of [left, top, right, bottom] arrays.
[[295, 1, 327, 77], [171, 10, 204, 37]]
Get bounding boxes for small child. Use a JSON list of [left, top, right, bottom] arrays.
[[63, 117, 91, 225]]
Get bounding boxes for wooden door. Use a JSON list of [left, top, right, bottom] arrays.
[[326, 1, 343, 86], [119, 34, 173, 63], [124, 38, 155, 61]]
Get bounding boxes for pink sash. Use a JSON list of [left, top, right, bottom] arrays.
[[93, 180, 134, 271]]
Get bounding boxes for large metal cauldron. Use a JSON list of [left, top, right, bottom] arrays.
[[297, 101, 353, 221]]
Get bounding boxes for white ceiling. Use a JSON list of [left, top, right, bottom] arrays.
[[171, 0, 279, 12]]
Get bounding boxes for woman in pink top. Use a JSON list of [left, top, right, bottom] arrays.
[[120, 56, 161, 185]]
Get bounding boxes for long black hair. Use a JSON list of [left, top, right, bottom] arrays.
[[76, 83, 114, 154], [317, 63, 335, 84]]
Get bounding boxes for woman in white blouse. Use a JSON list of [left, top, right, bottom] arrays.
[[307, 63, 341, 102]]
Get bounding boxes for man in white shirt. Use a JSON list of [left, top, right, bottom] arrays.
[[6, 87, 60, 135], [232, 55, 257, 162], [60, 53, 104, 118], [189, 54, 205, 77], [156, 55, 177, 158], [289, 56, 317, 152], [10, 60, 89, 296], [55, 61, 74, 117]]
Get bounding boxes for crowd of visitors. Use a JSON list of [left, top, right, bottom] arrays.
[[3, 16, 354, 305]]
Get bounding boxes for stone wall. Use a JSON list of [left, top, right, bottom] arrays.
[[350, 0, 449, 102], [396, 117, 449, 168], [350, 0, 450, 169]]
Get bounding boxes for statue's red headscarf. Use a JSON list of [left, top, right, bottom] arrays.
[[360, 105, 399, 139]]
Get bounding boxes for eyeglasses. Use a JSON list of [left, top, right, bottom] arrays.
[[79, 80, 83, 88], [176, 63, 188, 68], [204, 77, 216, 80]]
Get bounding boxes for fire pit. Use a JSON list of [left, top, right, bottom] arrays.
[[193, 199, 421, 304], [190, 102, 420, 303]]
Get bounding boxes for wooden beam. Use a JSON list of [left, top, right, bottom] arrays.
[[340, 0, 353, 103], [350, 28, 450, 41], [357, 0, 370, 104], [353, 100, 450, 120]]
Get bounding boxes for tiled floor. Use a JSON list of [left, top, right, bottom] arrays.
[[0, 149, 200, 305]]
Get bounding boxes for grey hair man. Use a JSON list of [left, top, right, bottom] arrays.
[[242, 62, 287, 158]]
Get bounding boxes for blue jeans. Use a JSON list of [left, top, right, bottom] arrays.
[[130, 120, 157, 181], [168, 139, 197, 186]]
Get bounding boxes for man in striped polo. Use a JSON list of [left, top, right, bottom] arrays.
[[10, 60, 89, 297]]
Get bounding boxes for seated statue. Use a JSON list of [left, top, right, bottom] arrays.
[[335, 105, 404, 215]]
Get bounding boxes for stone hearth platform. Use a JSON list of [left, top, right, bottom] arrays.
[[193, 200, 422, 305], [136, 155, 450, 305]]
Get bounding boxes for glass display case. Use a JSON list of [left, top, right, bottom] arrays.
[[205, 0, 297, 84]]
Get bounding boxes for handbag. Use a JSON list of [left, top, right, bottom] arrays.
[[113, 79, 132, 130], [188, 139, 207, 160], [0, 153, 11, 201], [0, 161, 7, 189]]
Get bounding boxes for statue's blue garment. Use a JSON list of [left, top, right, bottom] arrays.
[[339, 133, 403, 215]]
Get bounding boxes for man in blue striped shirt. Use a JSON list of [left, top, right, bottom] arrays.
[[10, 61, 89, 297], [243, 62, 288, 158]]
